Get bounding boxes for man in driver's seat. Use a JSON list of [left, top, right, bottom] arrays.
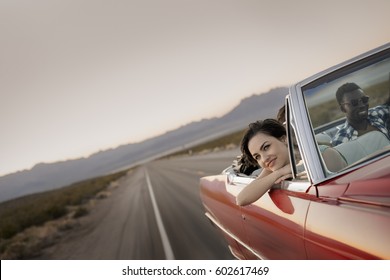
[[331, 82, 390, 146]]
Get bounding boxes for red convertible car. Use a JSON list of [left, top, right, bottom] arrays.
[[199, 43, 390, 259]]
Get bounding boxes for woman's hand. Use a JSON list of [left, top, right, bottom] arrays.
[[236, 164, 292, 206], [274, 164, 292, 184]]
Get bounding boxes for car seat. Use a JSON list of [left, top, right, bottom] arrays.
[[333, 131, 390, 165]]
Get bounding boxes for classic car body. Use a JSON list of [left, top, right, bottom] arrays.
[[199, 43, 390, 259]]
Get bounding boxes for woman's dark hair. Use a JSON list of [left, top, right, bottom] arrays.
[[240, 119, 286, 166]]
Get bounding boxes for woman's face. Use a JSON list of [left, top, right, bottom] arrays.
[[248, 132, 289, 172]]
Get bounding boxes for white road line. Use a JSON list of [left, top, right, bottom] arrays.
[[144, 169, 175, 260]]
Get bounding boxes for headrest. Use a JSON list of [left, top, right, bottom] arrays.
[[315, 133, 332, 146]]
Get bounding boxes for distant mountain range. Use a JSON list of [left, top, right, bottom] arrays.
[[0, 87, 288, 203]]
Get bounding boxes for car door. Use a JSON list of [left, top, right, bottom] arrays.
[[305, 158, 390, 259], [200, 173, 250, 259], [240, 180, 313, 259], [291, 43, 390, 259]]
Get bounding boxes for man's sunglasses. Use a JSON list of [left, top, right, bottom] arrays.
[[341, 96, 369, 107]]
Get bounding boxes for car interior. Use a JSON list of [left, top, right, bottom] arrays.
[[228, 51, 390, 186], [332, 130, 390, 165], [304, 54, 390, 176]]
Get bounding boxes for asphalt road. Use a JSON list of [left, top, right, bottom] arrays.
[[38, 149, 239, 260]]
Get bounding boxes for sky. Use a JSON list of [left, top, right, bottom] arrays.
[[1, 0, 389, 177]]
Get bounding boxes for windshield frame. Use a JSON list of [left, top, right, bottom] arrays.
[[288, 43, 390, 184]]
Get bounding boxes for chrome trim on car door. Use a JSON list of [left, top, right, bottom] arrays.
[[228, 245, 242, 260]]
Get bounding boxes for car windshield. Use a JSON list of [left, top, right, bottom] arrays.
[[302, 49, 390, 175]]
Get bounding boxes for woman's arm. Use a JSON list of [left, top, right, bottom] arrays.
[[236, 164, 292, 206]]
